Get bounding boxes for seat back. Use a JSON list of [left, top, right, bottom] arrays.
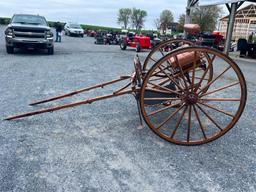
[[170, 51, 201, 69]]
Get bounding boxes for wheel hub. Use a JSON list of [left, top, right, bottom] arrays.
[[184, 92, 198, 105]]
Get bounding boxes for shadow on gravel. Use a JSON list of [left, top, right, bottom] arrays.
[[11, 48, 51, 56]]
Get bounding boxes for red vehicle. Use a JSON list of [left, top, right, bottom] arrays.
[[211, 31, 225, 51], [120, 32, 151, 52]]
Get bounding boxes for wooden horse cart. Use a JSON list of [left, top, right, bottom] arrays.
[[5, 26, 247, 145]]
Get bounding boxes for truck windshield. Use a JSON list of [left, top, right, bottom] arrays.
[[12, 15, 48, 26], [70, 24, 82, 29]]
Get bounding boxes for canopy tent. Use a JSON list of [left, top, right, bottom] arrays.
[[186, 0, 256, 55]]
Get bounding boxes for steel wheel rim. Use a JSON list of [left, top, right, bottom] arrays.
[[140, 46, 247, 145]]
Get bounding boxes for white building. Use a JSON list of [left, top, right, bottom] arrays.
[[219, 4, 256, 41]]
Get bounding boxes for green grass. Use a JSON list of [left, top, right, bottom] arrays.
[[81, 24, 122, 32]]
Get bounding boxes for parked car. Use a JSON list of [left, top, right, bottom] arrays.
[[5, 14, 54, 54], [64, 22, 84, 37]]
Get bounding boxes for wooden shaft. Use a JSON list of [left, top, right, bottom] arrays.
[[4, 90, 133, 121], [30, 76, 130, 106]]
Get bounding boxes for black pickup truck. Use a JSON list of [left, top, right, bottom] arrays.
[[5, 14, 54, 54]]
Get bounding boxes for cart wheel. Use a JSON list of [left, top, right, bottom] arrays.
[[143, 39, 193, 71], [136, 44, 141, 52], [140, 47, 247, 145]]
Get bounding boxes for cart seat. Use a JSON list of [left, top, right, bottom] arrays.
[[184, 24, 200, 35], [170, 51, 201, 69]]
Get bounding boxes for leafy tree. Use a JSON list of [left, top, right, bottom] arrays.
[[176, 14, 186, 32], [190, 6, 223, 32], [160, 10, 174, 34], [130, 8, 147, 31], [154, 18, 161, 30], [178, 14, 185, 27], [117, 8, 132, 29]]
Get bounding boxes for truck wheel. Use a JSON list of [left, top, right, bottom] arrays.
[[136, 44, 141, 52], [6, 46, 14, 54], [48, 47, 54, 55], [120, 41, 127, 50]]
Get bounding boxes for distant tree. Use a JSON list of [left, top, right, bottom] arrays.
[[190, 6, 223, 32], [160, 10, 174, 34], [117, 8, 132, 29], [178, 14, 185, 27], [130, 8, 147, 31], [0, 17, 10, 25], [176, 14, 186, 32], [154, 18, 161, 30]]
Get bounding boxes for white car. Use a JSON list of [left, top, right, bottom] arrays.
[[64, 22, 84, 37]]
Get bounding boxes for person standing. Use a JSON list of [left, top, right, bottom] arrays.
[[55, 22, 62, 42], [248, 32, 254, 43]]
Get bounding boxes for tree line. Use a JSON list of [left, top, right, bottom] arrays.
[[117, 8, 147, 31], [0, 6, 223, 33], [0, 18, 11, 25], [118, 6, 222, 33]]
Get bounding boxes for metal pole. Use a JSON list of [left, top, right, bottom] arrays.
[[185, 0, 191, 24], [224, 2, 238, 55], [184, 0, 192, 38]]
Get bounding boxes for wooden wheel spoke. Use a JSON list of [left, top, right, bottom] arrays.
[[170, 105, 188, 138], [152, 70, 164, 77], [152, 65, 170, 77], [200, 98, 241, 101], [194, 76, 209, 81], [148, 82, 182, 95], [174, 55, 189, 90], [192, 105, 207, 139], [159, 49, 165, 57], [149, 76, 169, 82], [145, 88, 172, 95], [156, 104, 185, 130], [149, 56, 158, 62], [187, 105, 192, 142], [193, 52, 215, 92], [209, 54, 216, 62], [200, 81, 240, 97], [158, 78, 174, 86], [197, 101, 235, 118], [158, 65, 184, 91], [196, 104, 223, 131], [147, 101, 183, 116], [191, 51, 197, 90], [160, 49, 172, 67], [198, 66, 231, 94], [144, 97, 181, 101]]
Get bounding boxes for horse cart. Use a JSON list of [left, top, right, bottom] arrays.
[[5, 25, 247, 145]]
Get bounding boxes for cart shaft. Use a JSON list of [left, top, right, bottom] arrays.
[[5, 89, 133, 121], [30, 76, 130, 106]]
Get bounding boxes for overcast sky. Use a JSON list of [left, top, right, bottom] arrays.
[[0, 0, 235, 29]]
